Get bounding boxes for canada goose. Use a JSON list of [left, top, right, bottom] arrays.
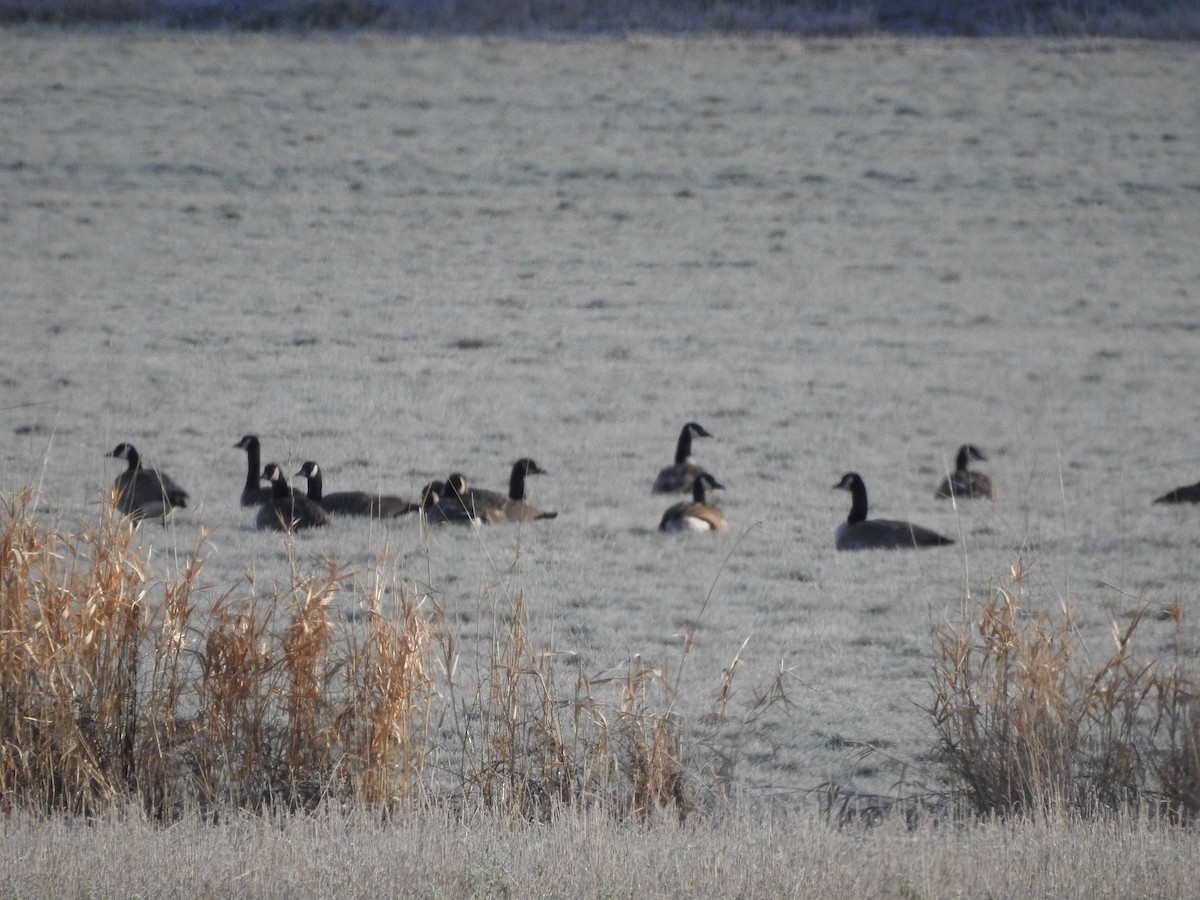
[[234, 434, 304, 507], [465, 458, 558, 522], [652, 422, 713, 494], [1154, 480, 1200, 504], [106, 443, 189, 522], [659, 472, 728, 533], [256, 463, 330, 532], [294, 460, 417, 518], [834, 472, 954, 551], [935, 444, 995, 500], [423, 473, 483, 525]]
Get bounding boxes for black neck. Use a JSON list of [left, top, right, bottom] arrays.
[[509, 463, 527, 501], [675, 427, 693, 464], [271, 474, 291, 499], [125, 448, 141, 471], [847, 480, 868, 525], [304, 469, 324, 502], [244, 440, 262, 494], [955, 446, 971, 472], [692, 479, 710, 503]]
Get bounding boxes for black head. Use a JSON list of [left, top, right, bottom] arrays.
[[107, 443, 139, 464], [261, 463, 285, 483], [833, 472, 864, 492], [444, 473, 468, 497], [514, 458, 546, 476], [234, 434, 260, 451], [695, 472, 725, 492], [296, 460, 320, 479], [964, 444, 987, 462], [683, 422, 712, 439]]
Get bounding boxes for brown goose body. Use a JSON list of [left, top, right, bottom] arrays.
[[659, 472, 728, 533], [935, 444, 995, 500]]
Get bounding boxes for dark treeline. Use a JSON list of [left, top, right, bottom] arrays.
[[0, 0, 1196, 38]]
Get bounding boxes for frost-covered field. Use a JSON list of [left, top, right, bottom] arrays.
[[3, 30, 1200, 819]]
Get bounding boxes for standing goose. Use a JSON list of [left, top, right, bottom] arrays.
[[294, 460, 417, 517], [935, 444, 995, 500], [659, 472, 728, 533], [1154, 479, 1200, 504], [106, 443, 189, 522], [256, 463, 330, 532], [834, 472, 954, 551], [652, 422, 713, 494]]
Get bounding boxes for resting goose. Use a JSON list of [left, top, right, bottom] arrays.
[[294, 460, 417, 518], [106, 442, 189, 522], [1154, 480, 1200, 504], [935, 444, 995, 500], [659, 472, 728, 533], [423, 473, 483, 525], [474, 458, 559, 522], [256, 463, 330, 532], [834, 472, 954, 551], [234, 434, 304, 507], [652, 422, 713, 494]]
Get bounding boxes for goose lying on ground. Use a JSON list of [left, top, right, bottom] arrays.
[[294, 460, 417, 517], [468, 458, 558, 522], [652, 421, 713, 494], [234, 434, 303, 507], [423, 473, 483, 525], [834, 472, 954, 551], [935, 444, 995, 500], [256, 463, 330, 532], [659, 472, 728, 533], [1153, 480, 1200, 504], [106, 442, 189, 522]]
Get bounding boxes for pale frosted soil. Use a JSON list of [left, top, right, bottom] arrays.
[[3, 33, 1200, 809], [2, 806, 1195, 899]]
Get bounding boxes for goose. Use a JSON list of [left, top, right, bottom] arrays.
[[256, 463, 330, 532], [1153, 480, 1200, 504], [294, 460, 417, 518], [935, 444, 995, 500], [234, 434, 301, 507], [834, 472, 954, 551], [464, 458, 559, 522], [423, 473, 483, 525], [659, 472, 728, 533], [652, 422, 713, 494], [106, 442, 189, 522]]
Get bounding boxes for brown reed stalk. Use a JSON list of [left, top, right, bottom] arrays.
[[336, 560, 438, 807], [1, 490, 147, 813], [930, 560, 1200, 818]]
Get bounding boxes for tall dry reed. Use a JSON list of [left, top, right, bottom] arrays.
[[931, 559, 1200, 820], [1, 490, 780, 822]]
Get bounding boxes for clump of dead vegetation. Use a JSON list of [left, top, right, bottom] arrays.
[[931, 559, 1200, 821], [0, 488, 779, 822]]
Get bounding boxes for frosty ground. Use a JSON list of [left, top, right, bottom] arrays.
[[3, 31, 1199, 811]]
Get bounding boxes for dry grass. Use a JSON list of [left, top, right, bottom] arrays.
[[0, 489, 775, 823], [931, 558, 1200, 820]]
